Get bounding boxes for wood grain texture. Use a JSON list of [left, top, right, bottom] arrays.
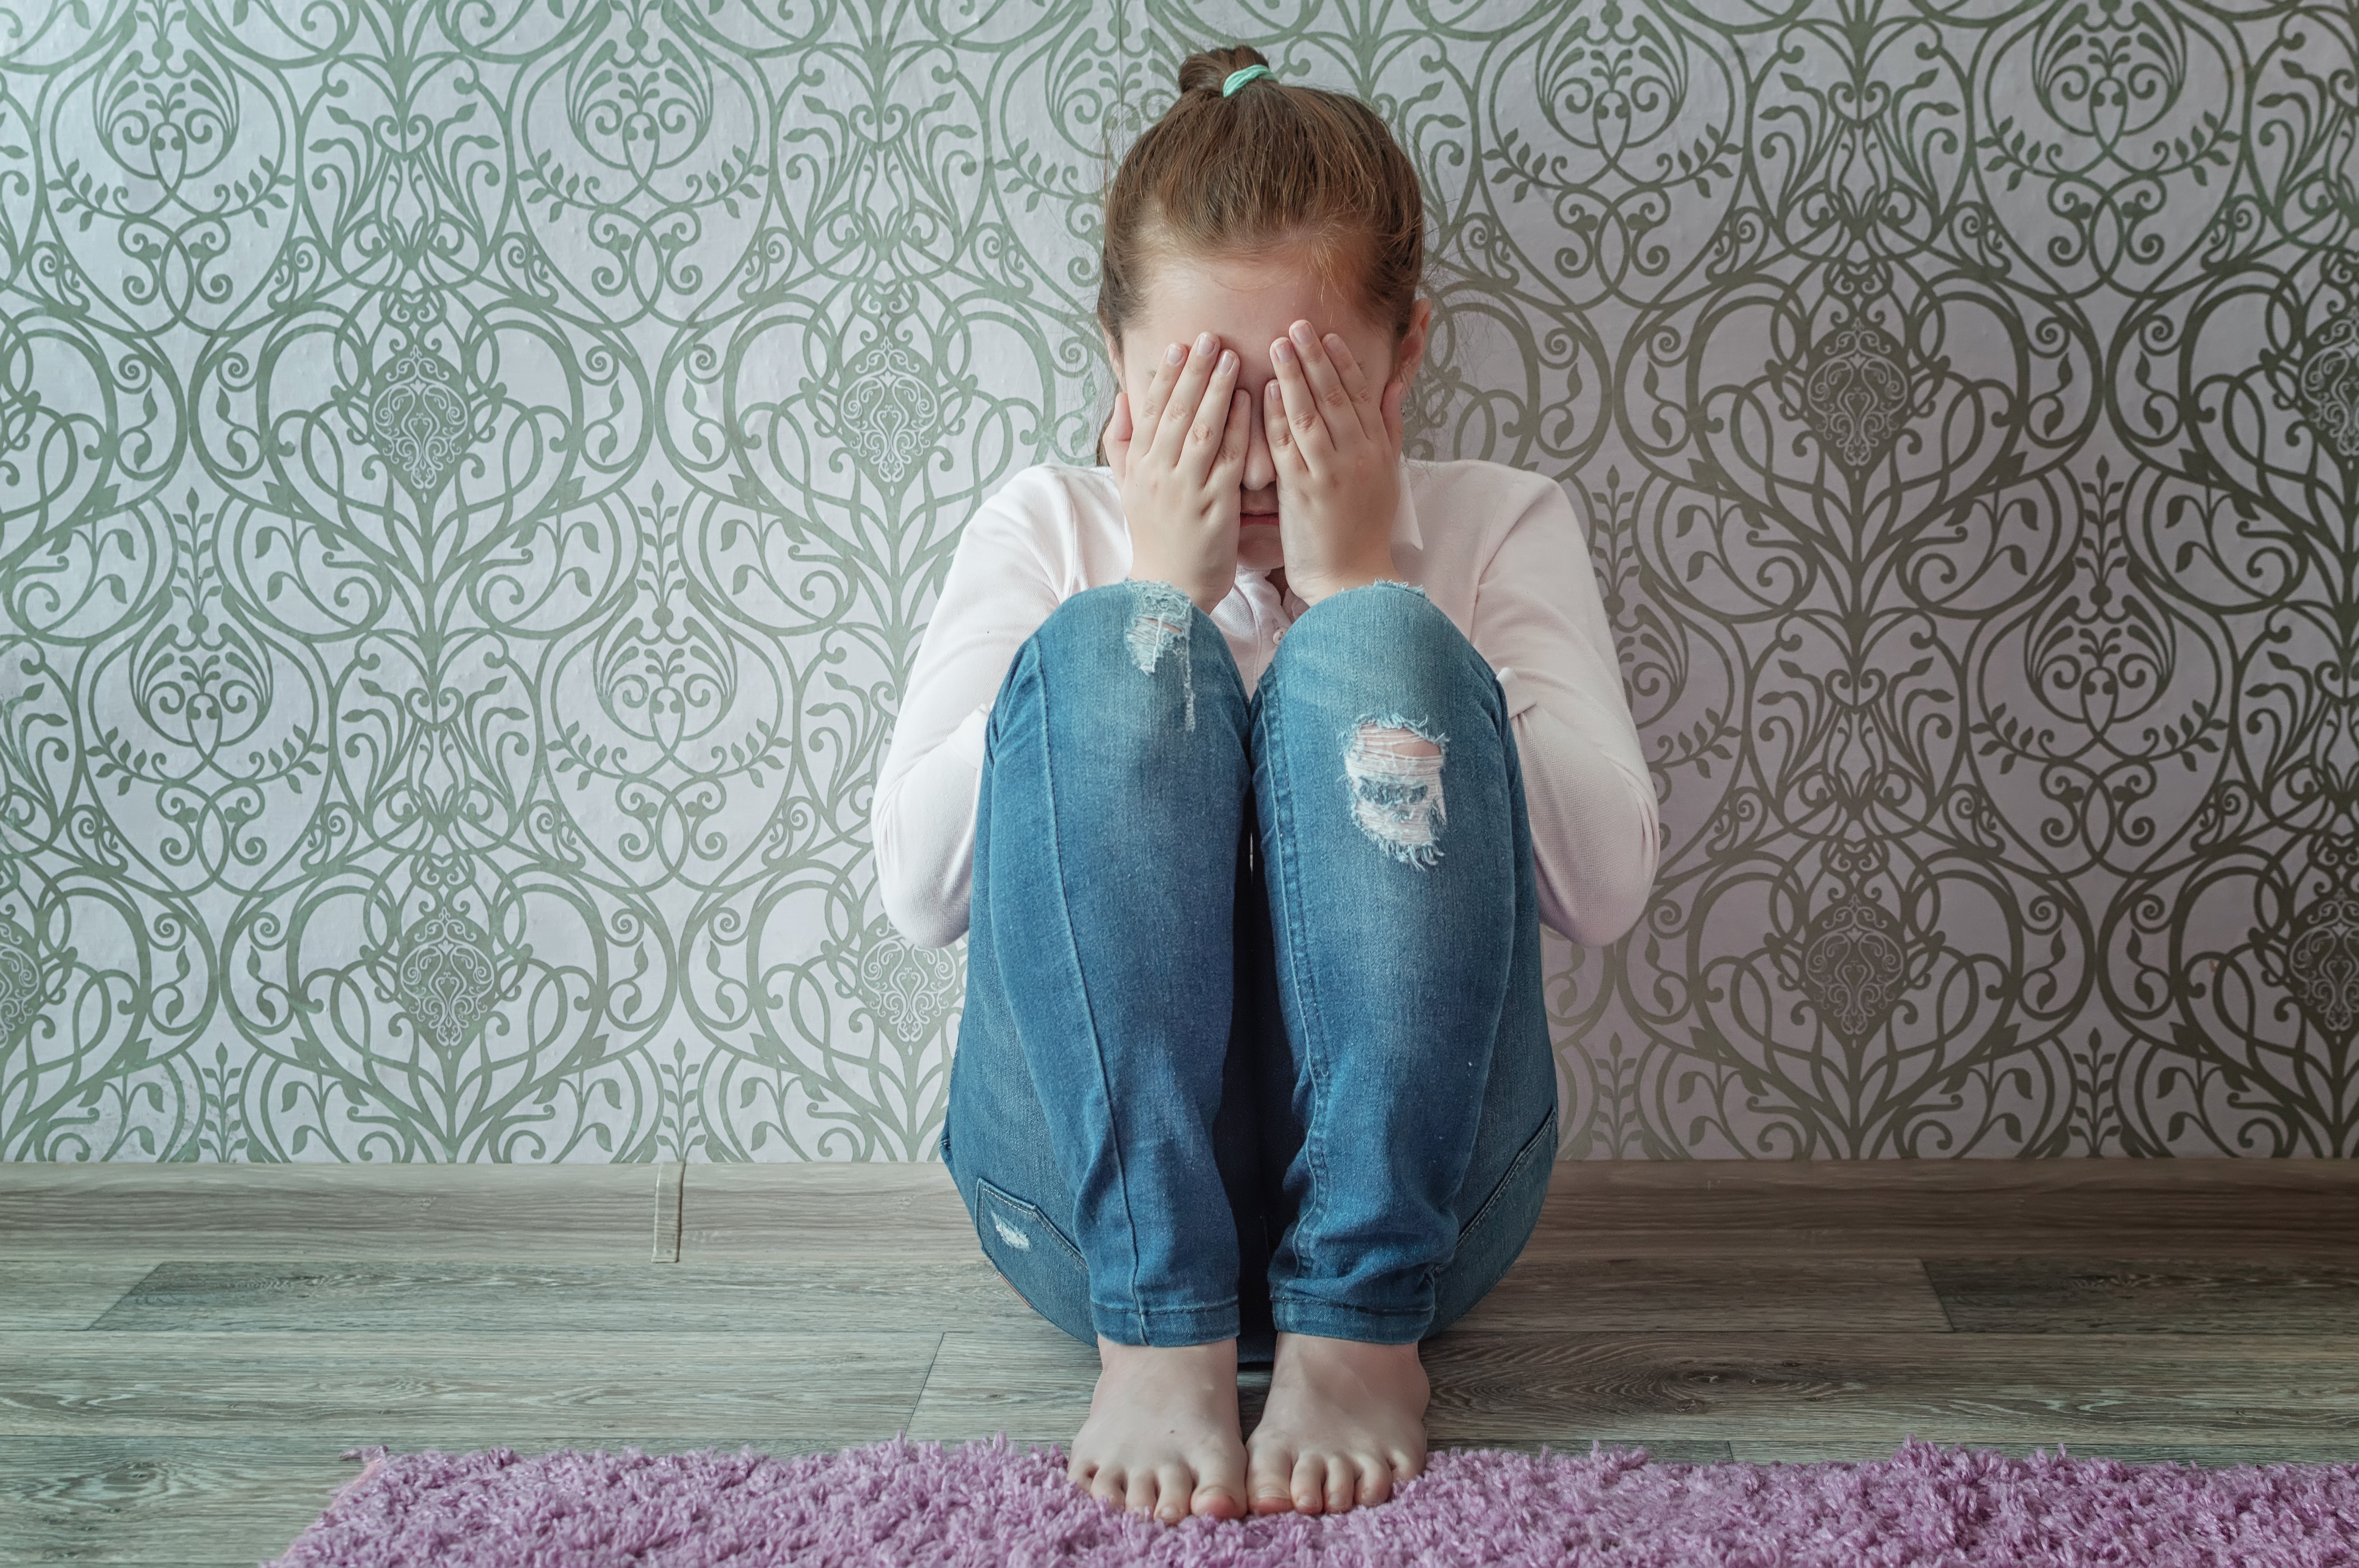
[[0, 1330, 941, 1443], [76, 1255, 1945, 1341], [0, 1164, 657, 1261], [0, 1262, 164, 1330], [1416, 1331, 2359, 1445], [678, 1161, 974, 1259], [0, 1433, 953, 1568], [0, 1437, 369, 1568], [12, 1158, 2359, 1565], [1922, 1259, 2359, 1334], [1527, 1158, 2359, 1259], [84, 1260, 1045, 1334], [1447, 1257, 1949, 1332], [909, 1328, 2359, 1450]]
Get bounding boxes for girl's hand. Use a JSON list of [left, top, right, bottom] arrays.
[[1263, 319, 1407, 604], [1107, 330, 1252, 614]]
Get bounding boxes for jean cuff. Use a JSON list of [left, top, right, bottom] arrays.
[[1269, 1293, 1432, 1345], [1090, 1295, 1241, 1348]]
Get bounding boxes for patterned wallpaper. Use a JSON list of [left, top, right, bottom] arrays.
[[0, 0, 2349, 1161]]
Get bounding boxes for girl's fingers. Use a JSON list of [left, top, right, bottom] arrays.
[[1178, 348, 1240, 479], [1133, 340, 1187, 450], [1289, 321, 1365, 449], [1269, 333, 1334, 470], [1292, 321, 1368, 445], [1323, 332, 1381, 435], [1148, 332, 1222, 468], [1215, 386, 1252, 478], [1262, 363, 1306, 478]]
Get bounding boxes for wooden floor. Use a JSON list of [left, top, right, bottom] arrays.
[[6, 1158, 2359, 1565]]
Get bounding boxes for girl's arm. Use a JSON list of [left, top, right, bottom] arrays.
[[872, 471, 1070, 949], [1470, 473, 1661, 948]]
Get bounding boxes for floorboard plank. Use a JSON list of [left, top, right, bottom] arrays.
[[0, 1433, 1005, 1568], [679, 1162, 973, 1260], [1923, 1258, 2359, 1334], [84, 1260, 1044, 1335], [0, 1165, 658, 1261], [1418, 1330, 2359, 1447], [0, 1330, 942, 1445], [1530, 1158, 2359, 1260], [0, 1436, 366, 1568], [0, 1263, 164, 1331], [1453, 1257, 1949, 1332], [906, 1329, 2359, 1452]]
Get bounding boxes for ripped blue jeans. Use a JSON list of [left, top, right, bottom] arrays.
[[939, 577, 1559, 1360]]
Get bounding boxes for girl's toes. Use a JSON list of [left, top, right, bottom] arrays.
[[1125, 1467, 1161, 1515], [1192, 1477, 1246, 1520], [1291, 1454, 1329, 1515], [1092, 1466, 1127, 1509], [1153, 1464, 1192, 1523], [1357, 1453, 1395, 1507], [1248, 1446, 1297, 1513], [1324, 1457, 1356, 1514]]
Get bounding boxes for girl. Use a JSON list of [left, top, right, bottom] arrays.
[[872, 46, 1658, 1525]]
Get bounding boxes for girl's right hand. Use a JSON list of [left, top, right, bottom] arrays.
[[1106, 331, 1251, 614]]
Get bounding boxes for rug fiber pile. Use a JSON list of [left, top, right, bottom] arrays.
[[264, 1433, 2359, 1566]]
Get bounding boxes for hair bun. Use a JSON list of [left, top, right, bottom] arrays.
[[1176, 45, 1270, 96]]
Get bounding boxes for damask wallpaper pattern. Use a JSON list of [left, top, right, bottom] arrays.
[[0, 0, 2348, 1161]]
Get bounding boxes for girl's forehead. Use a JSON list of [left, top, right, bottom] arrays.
[[1127, 247, 1379, 341]]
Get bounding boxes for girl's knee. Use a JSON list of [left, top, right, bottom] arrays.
[[1029, 580, 1243, 738]]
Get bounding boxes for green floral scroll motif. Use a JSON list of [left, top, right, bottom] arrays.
[[5, 0, 2359, 1160], [349, 294, 489, 498]]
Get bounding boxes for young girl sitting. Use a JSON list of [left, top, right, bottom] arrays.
[[873, 45, 1659, 1526]]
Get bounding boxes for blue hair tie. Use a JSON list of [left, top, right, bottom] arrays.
[[1222, 64, 1274, 96]]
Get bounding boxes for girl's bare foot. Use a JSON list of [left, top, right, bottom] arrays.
[[1068, 1335, 1249, 1523], [1244, 1330, 1428, 1514]]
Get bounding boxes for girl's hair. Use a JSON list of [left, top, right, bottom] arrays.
[[1096, 44, 1426, 352]]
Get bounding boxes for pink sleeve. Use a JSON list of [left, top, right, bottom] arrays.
[[1473, 475, 1661, 947], [872, 472, 1071, 949]]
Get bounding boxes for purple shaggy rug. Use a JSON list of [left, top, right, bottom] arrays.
[[265, 1434, 2359, 1566]]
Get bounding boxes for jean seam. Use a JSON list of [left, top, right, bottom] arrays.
[[1025, 631, 1145, 1321], [1455, 1103, 1558, 1257], [1258, 666, 1334, 1288], [1091, 1295, 1242, 1320], [1266, 1293, 1430, 1323]]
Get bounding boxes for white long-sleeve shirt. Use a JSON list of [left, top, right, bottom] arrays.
[[873, 458, 1660, 951]]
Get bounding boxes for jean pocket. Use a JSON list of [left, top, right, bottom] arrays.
[[972, 1177, 1096, 1346], [1428, 1103, 1559, 1335]]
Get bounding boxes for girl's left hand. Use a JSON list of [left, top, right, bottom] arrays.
[[1263, 318, 1407, 604]]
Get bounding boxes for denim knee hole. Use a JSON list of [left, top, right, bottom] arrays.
[[1341, 711, 1448, 867], [1123, 578, 1195, 731]]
